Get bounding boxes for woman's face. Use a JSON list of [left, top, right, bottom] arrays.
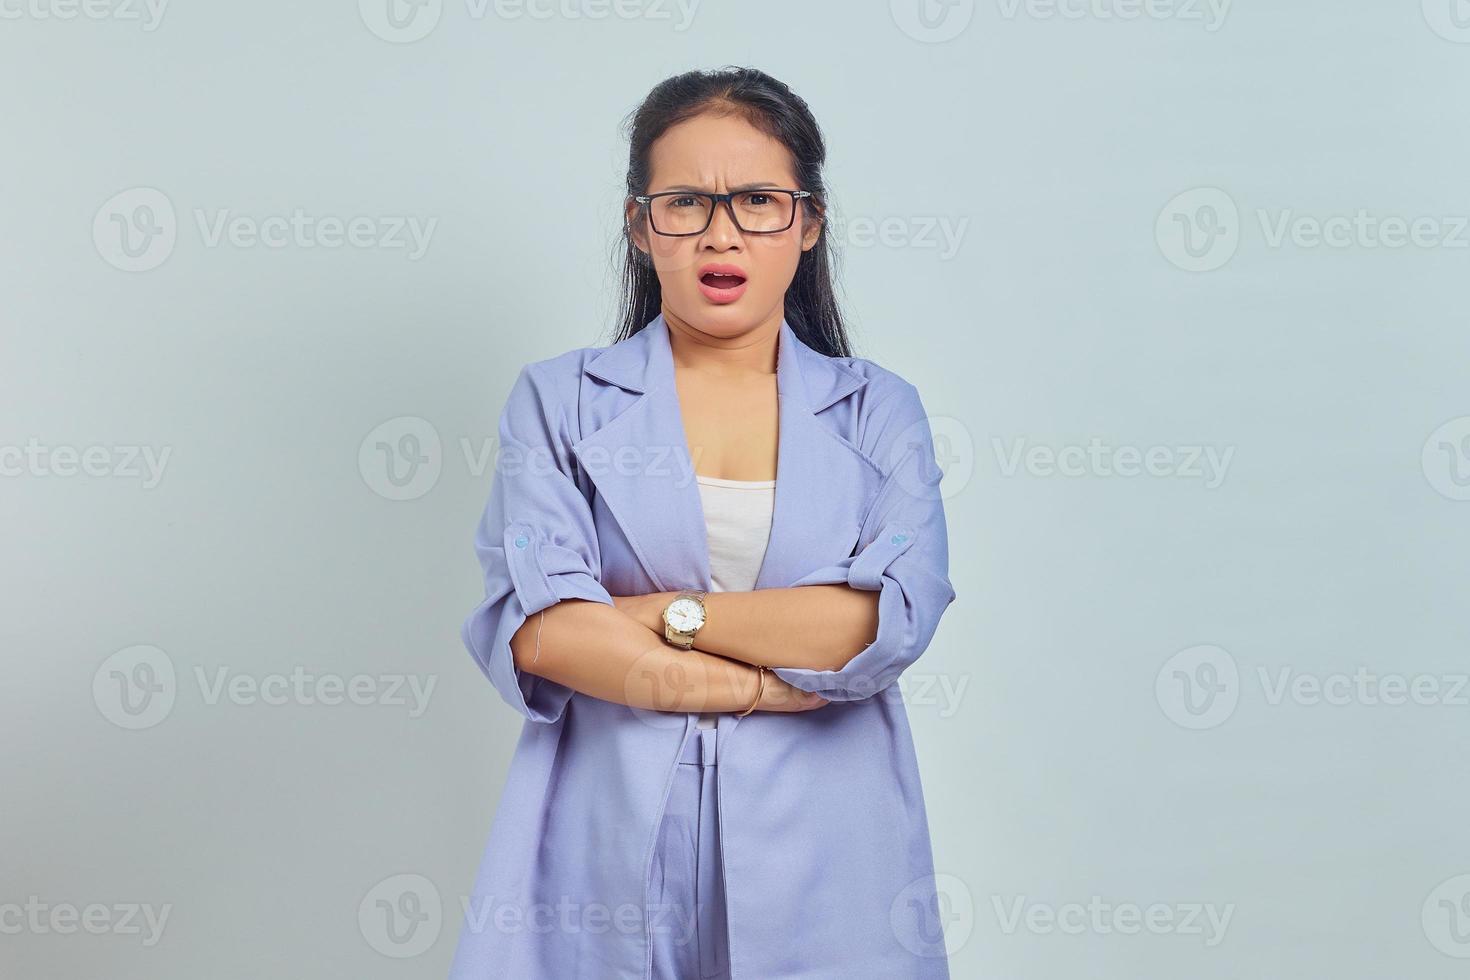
[[626, 111, 823, 339]]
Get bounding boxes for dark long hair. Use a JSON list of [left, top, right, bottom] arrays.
[[612, 66, 851, 358]]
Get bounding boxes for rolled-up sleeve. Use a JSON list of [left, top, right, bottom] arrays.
[[460, 363, 612, 723], [770, 381, 957, 702]]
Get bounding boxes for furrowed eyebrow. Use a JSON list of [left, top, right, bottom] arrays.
[[652, 183, 786, 194]]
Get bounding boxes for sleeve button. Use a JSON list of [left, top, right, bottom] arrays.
[[890, 533, 907, 545], [513, 535, 529, 549]]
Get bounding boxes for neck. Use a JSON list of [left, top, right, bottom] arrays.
[[661, 306, 780, 378]]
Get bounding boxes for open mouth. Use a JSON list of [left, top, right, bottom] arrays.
[[699, 272, 746, 289], [696, 265, 749, 303]]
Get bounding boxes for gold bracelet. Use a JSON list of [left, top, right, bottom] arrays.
[[736, 665, 766, 718]]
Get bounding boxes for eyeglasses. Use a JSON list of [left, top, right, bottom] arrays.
[[633, 189, 812, 236]]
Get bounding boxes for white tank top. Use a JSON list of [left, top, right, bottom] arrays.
[[693, 474, 776, 729]]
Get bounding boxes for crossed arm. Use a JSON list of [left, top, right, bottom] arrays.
[[611, 585, 878, 671], [508, 585, 878, 714]]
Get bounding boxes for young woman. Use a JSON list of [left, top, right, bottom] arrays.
[[449, 67, 956, 980]]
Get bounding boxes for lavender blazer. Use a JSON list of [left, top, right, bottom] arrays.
[[449, 313, 957, 979]]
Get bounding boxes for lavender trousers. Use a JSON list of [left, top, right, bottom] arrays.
[[648, 725, 732, 980]]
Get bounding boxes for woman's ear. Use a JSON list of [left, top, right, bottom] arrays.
[[624, 198, 651, 260], [800, 201, 825, 251]]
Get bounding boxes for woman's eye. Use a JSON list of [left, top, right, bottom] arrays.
[[735, 192, 782, 208], [669, 196, 701, 208]]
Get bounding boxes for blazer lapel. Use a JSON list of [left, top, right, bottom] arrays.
[[576, 312, 877, 590], [751, 318, 874, 591], [573, 318, 709, 593]]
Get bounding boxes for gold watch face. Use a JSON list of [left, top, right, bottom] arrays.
[[664, 597, 705, 633]]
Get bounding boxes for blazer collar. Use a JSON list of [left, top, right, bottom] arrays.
[[572, 313, 879, 739], [585, 313, 869, 414]]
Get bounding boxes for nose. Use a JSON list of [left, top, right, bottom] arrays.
[[701, 196, 744, 249]]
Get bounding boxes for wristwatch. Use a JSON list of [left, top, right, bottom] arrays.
[[661, 589, 708, 650]]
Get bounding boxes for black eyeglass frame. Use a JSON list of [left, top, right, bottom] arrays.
[[632, 189, 814, 237]]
